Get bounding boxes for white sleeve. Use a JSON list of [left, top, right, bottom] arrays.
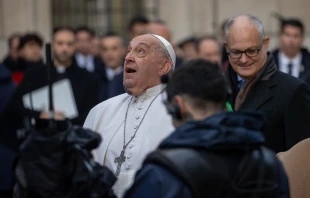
[[83, 106, 97, 130]]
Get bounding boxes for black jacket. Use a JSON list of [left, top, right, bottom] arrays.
[[125, 112, 289, 198], [2, 55, 18, 72], [272, 48, 310, 84], [9, 57, 44, 72], [0, 65, 16, 113], [226, 53, 310, 152]]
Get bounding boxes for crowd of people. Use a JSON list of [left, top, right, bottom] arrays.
[[0, 13, 310, 198]]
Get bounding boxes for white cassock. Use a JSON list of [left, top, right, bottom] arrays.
[[83, 84, 174, 197]]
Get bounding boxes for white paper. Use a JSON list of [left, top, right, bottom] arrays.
[[22, 79, 78, 119]]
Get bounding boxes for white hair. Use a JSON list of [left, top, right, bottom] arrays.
[[224, 14, 266, 42], [157, 41, 174, 73]]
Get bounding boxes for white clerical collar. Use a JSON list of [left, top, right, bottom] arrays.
[[56, 66, 66, 74], [279, 51, 302, 67], [76, 53, 93, 60], [75, 53, 95, 72], [105, 66, 123, 81], [135, 84, 165, 101]]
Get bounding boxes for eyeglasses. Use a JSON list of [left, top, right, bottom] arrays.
[[227, 47, 262, 59]]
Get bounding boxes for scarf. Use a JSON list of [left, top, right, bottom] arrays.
[[235, 54, 277, 110]]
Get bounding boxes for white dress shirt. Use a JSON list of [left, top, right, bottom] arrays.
[[278, 51, 302, 78], [75, 53, 95, 72], [56, 66, 66, 74], [105, 66, 123, 81], [237, 75, 245, 86], [83, 84, 174, 197]]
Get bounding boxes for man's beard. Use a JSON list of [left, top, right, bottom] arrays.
[[54, 53, 71, 65]]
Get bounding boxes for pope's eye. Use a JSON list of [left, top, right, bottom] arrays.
[[137, 49, 145, 54]]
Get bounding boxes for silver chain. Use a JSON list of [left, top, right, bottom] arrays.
[[122, 90, 164, 151]]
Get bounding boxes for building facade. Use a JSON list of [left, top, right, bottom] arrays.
[[1, 0, 310, 59]]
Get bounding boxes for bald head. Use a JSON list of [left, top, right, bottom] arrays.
[[147, 22, 171, 42], [224, 14, 265, 42]]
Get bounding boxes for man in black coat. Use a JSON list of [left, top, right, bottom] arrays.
[[26, 27, 99, 125], [1, 27, 100, 144], [74, 27, 102, 73], [74, 27, 107, 92], [2, 33, 21, 73], [225, 14, 310, 153], [272, 18, 310, 84], [98, 32, 126, 101], [8, 33, 44, 85]]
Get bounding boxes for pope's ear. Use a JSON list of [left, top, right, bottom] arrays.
[[159, 60, 173, 76]]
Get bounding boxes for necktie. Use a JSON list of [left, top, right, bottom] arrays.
[[239, 80, 246, 89], [288, 62, 293, 75]]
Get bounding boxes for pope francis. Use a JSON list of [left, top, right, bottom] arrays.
[[83, 34, 176, 197]]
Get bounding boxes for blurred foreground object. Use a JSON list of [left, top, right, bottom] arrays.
[[14, 120, 117, 198], [278, 138, 310, 198]]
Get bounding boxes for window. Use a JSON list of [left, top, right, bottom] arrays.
[[51, 0, 159, 36]]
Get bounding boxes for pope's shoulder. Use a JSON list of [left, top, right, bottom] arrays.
[[90, 93, 131, 114], [84, 93, 131, 128]]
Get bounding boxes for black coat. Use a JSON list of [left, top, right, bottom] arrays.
[[2, 55, 18, 72], [226, 54, 310, 153], [0, 65, 16, 113], [272, 48, 310, 84], [0, 65, 16, 197]]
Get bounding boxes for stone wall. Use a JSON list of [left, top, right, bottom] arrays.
[[0, 0, 51, 60], [156, 0, 310, 50], [1, 0, 310, 60]]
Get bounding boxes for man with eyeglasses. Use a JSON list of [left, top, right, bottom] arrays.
[[225, 14, 310, 153]]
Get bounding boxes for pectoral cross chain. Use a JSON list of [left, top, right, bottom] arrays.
[[114, 150, 126, 176], [113, 93, 163, 177]]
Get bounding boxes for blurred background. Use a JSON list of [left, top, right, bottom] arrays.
[[1, 0, 310, 59]]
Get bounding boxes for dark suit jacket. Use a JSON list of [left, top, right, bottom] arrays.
[[106, 71, 125, 99], [226, 58, 310, 153], [98, 69, 125, 101], [73, 56, 115, 101], [175, 56, 183, 69], [272, 48, 310, 84]]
